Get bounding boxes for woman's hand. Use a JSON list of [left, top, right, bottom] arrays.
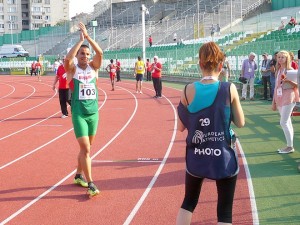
[[271, 102, 277, 111]]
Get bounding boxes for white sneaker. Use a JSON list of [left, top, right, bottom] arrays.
[[139, 91, 143, 94], [61, 115, 68, 118]]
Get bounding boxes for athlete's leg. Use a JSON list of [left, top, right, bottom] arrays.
[[76, 136, 93, 182]]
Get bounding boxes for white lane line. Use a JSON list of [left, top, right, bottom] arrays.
[[0, 86, 136, 224], [92, 159, 162, 163], [0, 83, 35, 110], [0, 128, 73, 170], [236, 139, 259, 225], [0, 83, 15, 100], [123, 87, 178, 225], [0, 87, 107, 169], [0, 83, 56, 123]]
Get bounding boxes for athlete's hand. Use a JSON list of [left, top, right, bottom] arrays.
[[78, 22, 88, 38]]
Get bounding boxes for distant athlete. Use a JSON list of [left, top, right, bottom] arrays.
[[106, 59, 116, 91], [64, 22, 103, 198], [134, 56, 145, 94]]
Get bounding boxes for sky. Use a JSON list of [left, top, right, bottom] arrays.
[[69, 0, 101, 19]]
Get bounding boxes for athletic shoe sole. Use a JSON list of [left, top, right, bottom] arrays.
[[74, 178, 88, 188], [87, 189, 100, 198]]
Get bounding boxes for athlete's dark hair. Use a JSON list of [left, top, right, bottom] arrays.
[[76, 44, 90, 55], [110, 59, 113, 63]]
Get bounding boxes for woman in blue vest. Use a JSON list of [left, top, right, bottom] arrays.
[[176, 42, 245, 224]]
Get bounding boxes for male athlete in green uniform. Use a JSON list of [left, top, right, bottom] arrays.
[[64, 22, 103, 198]]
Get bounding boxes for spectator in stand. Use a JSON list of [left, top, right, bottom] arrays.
[[148, 35, 153, 47], [52, 57, 71, 118], [288, 16, 297, 27], [270, 52, 278, 100], [106, 59, 117, 91], [151, 55, 163, 98], [260, 53, 272, 101], [146, 58, 152, 81], [216, 24, 221, 36], [272, 50, 299, 154], [278, 20, 285, 30], [241, 52, 257, 101], [210, 24, 215, 38], [289, 51, 298, 70], [116, 59, 121, 82]]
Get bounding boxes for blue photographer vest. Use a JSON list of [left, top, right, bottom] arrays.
[[177, 82, 239, 180]]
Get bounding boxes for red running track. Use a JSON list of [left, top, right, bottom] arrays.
[[0, 75, 254, 225]]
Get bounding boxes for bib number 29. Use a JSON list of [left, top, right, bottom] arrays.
[[199, 118, 210, 126]]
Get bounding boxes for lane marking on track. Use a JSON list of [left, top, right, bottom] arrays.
[[0, 87, 107, 169], [0, 85, 136, 224], [0, 83, 35, 110], [236, 138, 259, 225], [92, 158, 162, 163], [35, 125, 63, 127], [123, 86, 178, 225], [0, 83, 56, 123], [0, 83, 15, 100]]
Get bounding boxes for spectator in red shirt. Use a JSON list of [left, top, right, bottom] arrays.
[[52, 57, 71, 118], [146, 58, 152, 81], [288, 16, 297, 27], [116, 59, 121, 82], [148, 35, 153, 47], [106, 59, 117, 91], [151, 55, 163, 98]]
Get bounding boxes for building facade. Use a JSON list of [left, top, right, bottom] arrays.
[[0, 0, 69, 35]]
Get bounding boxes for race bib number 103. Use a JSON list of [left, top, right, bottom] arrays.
[[79, 83, 96, 100]]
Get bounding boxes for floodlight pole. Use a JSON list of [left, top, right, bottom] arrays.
[[8, 21, 13, 45], [141, 4, 147, 63]]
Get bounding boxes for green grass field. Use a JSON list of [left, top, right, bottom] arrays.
[[164, 81, 300, 225]]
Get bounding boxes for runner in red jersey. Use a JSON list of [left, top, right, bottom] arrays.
[[106, 59, 116, 91]]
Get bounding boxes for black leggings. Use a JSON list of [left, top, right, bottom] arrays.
[[181, 172, 237, 223]]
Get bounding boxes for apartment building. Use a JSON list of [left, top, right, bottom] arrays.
[[0, 0, 69, 35]]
